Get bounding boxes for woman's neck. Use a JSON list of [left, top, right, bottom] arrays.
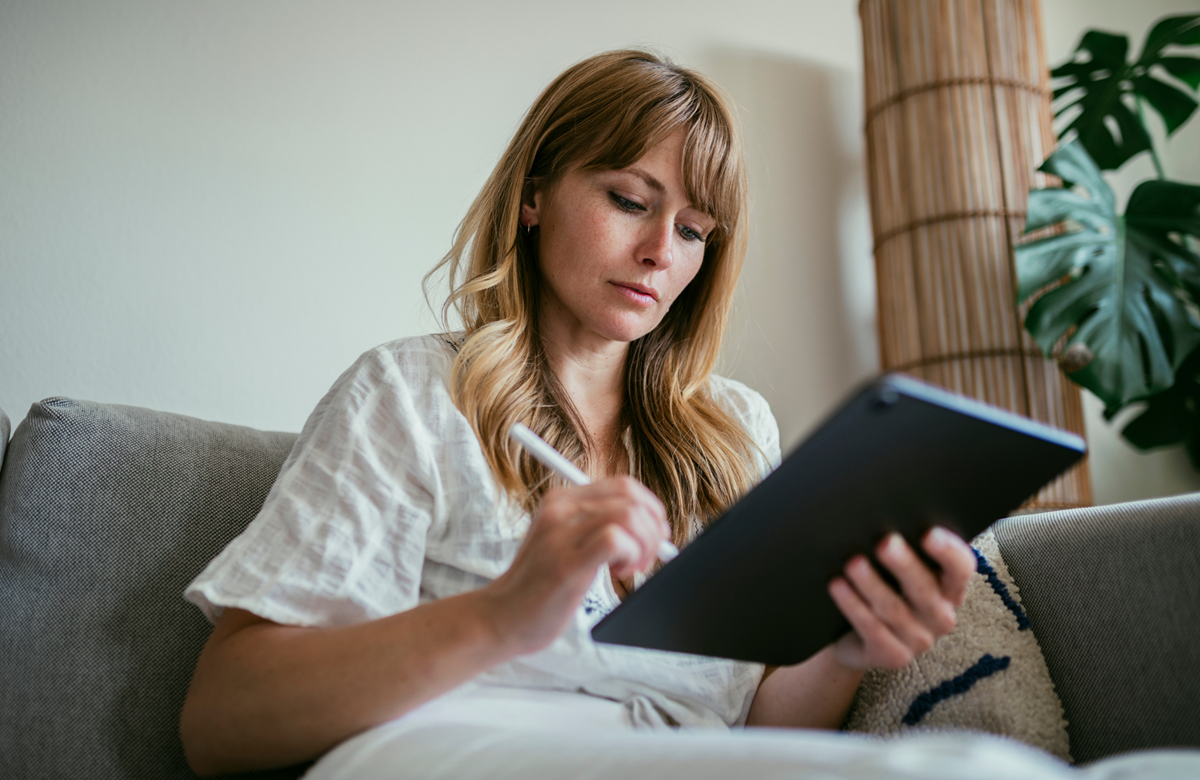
[[538, 322, 628, 477]]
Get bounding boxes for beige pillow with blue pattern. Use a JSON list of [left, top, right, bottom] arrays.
[[843, 529, 1070, 761]]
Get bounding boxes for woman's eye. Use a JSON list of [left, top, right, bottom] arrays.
[[678, 225, 704, 242], [609, 192, 644, 212]]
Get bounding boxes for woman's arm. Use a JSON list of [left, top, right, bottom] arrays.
[[181, 595, 514, 775], [180, 476, 669, 776], [745, 526, 975, 729], [745, 647, 865, 729]]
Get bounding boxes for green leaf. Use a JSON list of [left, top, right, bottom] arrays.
[[1121, 344, 1200, 452], [1015, 232, 1102, 301], [1053, 15, 1200, 170], [1026, 140, 1114, 212], [1126, 178, 1200, 335], [1051, 60, 1098, 79], [1139, 14, 1200, 58], [1074, 99, 1152, 171], [1133, 75, 1199, 134], [1121, 387, 1188, 448], [1160, 56, 1200, 90], [1015, 142, 1200, 409], [1127, 178, 1200, 237], [1082, 30, 1130, 66]]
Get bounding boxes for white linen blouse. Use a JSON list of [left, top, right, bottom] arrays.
[[185, 334, 782, 729]]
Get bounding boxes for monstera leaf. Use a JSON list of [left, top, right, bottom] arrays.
[[1123, 346, 1200, 466], [1015, 142, 1200, 413], [1052, 14, 1200, 170]]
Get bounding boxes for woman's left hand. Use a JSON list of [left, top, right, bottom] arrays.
[[828, 526, 976, 670]]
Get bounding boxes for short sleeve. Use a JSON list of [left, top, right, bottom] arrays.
[[709, 375, 782, 478], [185, 345, 442, 628]]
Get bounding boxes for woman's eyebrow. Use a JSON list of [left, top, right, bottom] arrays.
[[620, 167, 666, 195], [618, 167, 709, 219]]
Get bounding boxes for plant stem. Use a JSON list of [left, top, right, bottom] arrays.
[[1136, 96, 1167, 179]]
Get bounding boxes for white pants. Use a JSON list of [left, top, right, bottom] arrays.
[[305, 686, 1200, 780]]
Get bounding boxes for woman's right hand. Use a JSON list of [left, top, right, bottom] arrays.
[[182, 476, 668, 775], [477, 476, 669, 656]]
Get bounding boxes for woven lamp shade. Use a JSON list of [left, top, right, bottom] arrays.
[[859, 0, 1092, 510]]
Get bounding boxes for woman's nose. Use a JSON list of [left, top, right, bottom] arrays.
[[639, 219, 675, 268]]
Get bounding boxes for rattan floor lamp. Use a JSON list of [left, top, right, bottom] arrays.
[[860, 0, 1092, 509]]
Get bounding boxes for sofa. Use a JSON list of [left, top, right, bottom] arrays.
[[1, 396, 1198, 779]]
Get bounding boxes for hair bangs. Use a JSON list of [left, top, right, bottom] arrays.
[[575, 74, 694, 173], [575, 72, 741, 234], [680, 91, 742, 237]]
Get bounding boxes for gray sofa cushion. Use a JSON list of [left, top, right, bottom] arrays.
[[0, 398, 304, 780], [994, 493, 1200, 765], [1, 404, 10, 469]]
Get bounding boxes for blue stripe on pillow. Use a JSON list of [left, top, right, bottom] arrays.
[[902, 654, 1011, 725], [972, 546, 1031, 630]]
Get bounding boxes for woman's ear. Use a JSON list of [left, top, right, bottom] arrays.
[[520, 180, 540, 230]]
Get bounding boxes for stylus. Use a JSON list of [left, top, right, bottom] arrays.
[[508, 422, 680, 563]]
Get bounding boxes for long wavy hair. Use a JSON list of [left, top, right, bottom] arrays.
[[425, 49, 760, 546]]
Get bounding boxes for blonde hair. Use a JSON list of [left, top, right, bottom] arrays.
[[425, 49, 759, 546]]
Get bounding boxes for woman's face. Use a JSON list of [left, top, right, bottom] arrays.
[[523, 129, 715, 348]]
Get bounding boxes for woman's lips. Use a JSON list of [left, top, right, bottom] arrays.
[[610, 281, 658, 306]]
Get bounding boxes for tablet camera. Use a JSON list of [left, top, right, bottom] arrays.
[[869, 387, 900, 412]]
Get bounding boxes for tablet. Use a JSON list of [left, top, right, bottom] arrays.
[[590, 374, 1086, 665]]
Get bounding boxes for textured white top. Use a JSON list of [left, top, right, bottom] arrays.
[[185, 334, 782, 728]]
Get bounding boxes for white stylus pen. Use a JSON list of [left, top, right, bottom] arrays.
[[508, 422, 680, 563]]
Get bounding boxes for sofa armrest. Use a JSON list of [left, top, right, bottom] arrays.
[[0, 398, 303, 779], [994, 492, 1200, 764], [0, 405, 10, 469]]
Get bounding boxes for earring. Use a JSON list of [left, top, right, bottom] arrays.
[[525, 223, 533, 235]]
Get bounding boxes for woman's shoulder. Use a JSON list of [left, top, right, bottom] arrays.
[[368, 332, 459, 368], [308, 334, 461, 432], [707, 373, 771, 422], [707, 373, 781, 469], [343, 333, 459, 390]]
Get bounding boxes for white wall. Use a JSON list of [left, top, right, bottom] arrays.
[[1, 0, 1197, 505]]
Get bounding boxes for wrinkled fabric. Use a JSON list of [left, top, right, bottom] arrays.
[[186, 334, 782, 728], [305, 685, 1200, 780]]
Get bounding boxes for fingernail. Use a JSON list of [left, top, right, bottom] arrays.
[[884, 533, 904, 556], [929, 527, 951, 548]]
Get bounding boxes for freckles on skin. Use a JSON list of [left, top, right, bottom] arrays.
[[546, 196, 700, 340]]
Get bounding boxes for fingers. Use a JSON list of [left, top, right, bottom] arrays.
[[841, 554, 936, 660], [578, 520, 643, 575], [487, 477, 669, 656], [536, 476, 668, 576], [875, 534, 956, 635], [831, 528, 975, 671], [921, 526, 976, 607], [828, 574, 918, 670]]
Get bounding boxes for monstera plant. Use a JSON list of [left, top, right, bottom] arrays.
[[1015, 13, 1200, 466]]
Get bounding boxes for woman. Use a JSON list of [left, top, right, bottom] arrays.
[[180, 50, 976, 777]]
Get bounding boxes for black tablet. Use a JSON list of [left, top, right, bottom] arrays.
[[590, 374, 1086, 665]]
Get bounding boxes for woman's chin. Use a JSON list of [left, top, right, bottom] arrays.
[[591, 314, 663, 344]]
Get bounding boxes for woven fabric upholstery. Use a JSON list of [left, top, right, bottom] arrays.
[[0, 397, 305, 780], [1, 404, 10, 468], [993, 493, 1200, 765]]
